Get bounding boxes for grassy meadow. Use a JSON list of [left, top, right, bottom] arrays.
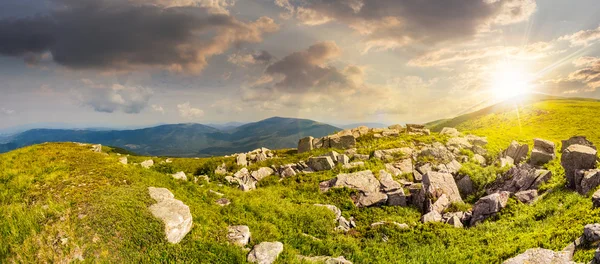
[[1, 98, 600, 263]]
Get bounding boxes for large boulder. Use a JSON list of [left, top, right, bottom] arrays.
[[562, 136, 596, 152], [470, 191, 510, 226], [530, 138, 556, 166], [329, 135, 356, 149], [148, 187, 193, 244], [298, 136, 314, 154], [308, 156, 335, 171], [487, 164, 551, 194], [561, 144, 598, 190], [357, 192, 388, 207], [247, 241, 284, 264], [503, 248, 573, 264], [237, 153, 248, 166], [329, 170, 381, 194], [501, 141, 529, 164], [422, 172, 463, 204], [227, 225, 251, 247]]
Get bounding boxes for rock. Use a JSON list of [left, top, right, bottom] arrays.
[[577, 169, 600, 195], [91, 144, 102, 152], [457, 176, 475, 197], [386, 189, 407, 206], [472, 145, 487, 156], [370, 221, 409, 229], [514, 190, 538, 204], [429, 193, 450, 214], [337, 154, 350, 165], [216, 198, 230, 206], [473, 154, 486, 166], [322, 151, 340, 163], [343, 162, 365, 169], [406, 124, 430, 135], [233, 168, 257, 191], [280, 166, 296, 177], [196, 175, 210, 183], [422, 211, 442, 223], [584, 223, 600, 244], [298, 136, 314, 153], [502, 141, 529, 164], [413, 170, 423, 182], [147, 187, 192, 244], [594, 190, 600, 208], [382, 130, 399, 137], [465, 135, 488, 146], [373, 148, 412, 160], [408, 184, 427, 212], [419, 147, 455, 164], [330, 170, 381, 194], [357, 192, 388, 207], [487, 164, 551, 194], [503, 248, 573, 264], [440, 127, 460, 137], [385, 159, 413, 176], [594, 248, 600, 264], [255, 152, 267, 162], [314, 204, 342, 221], [562, 136, 596, 152], [247, 241, 284, 264], [500, 157, 514, 168], [308, 156, 335, 171], [329, 135, 356, 149], [446, 215, 463, 228], [227, 225, 251, 247], [165, 158, 173, 163], [354, 154, 370, 161], [470, 191, 510, 226], [530, 138, 556, 166], [141, 159, 154, 169], [345, 148, 357, 157], [313, 137, 329, 149], [251, 167, 275, 181], [388, 124, 404, 131], [561, 144, 598, 189], [119, 157, 128, 165], [447, 137, 472, 149], [237, 153, 248, 166], [445, 159, 462, 174], [378, 170, 403, 192], [417, 163, 433, 175], [172, 171, 187, 181], [422, 171, 463, 203], [297, 255, 353, 264], [215, 163, 227, 175]]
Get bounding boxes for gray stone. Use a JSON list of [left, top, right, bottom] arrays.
[[354, 154, 370, 161], [446, 215, 463, 228], [330, 170, 381, 194], [313, 137, 329, 149], [370, 221, 409, 229], [473, 154, 486, 165], [530, 149, 554, 166], [141, 159, 154, 169], [440, 127, 460, 137], [314, 204, 342, 221], [343, 162, 364, 169], [216, 198, 230, 206], [308, 156, 335, 171], [457, 176, 475, 197], [237, 153, 248, 166], [357, 191, 388, 207], [337, 154, 350, 165], [514, 190, 538, 204], [502, 141, 529, 164], [408, 185, 426, 212], [488, 164, 551, 194], [503, 248, 573, 264], [422, 171, 463, 203], [227, 225, 251, 247], [280, 166, 297, 178], [419, 147, 455, 164], [577, 169, 600, 195], [298, 136, 314, 153], [297, 255, 353, 264], [378, 170, 402, 192], [251, 167, 275, 181], [386, 189, 407, 206], [373, 148, 411, 160], [562, 136, 596, 152], [91, 144, 102, 152], [447, 137, 472, 149], [472, 145, 487, 156], [148, 187, 192, 244], [561, 144, 597, 189], [594, 190, 600, 208], [584, 223, 600, 244], [465, 135, 488, 146], [445, 159, 462, 174], [119, 157, 128, 165], [215, 163, 227, 175], [418, 163, 433, 175], [429, 193, 450, 214], [247, 241, 284, 264], [422, 211, 442, 223], [172, 171, 187, 181], [329, 135, 356, 149], [500, 156, 514, 168], [534, 138, 556, 154], [470, 191, 510, 226]]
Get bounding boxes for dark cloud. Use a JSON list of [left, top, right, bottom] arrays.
[[0, 0, 278, 73], [277, 0, 536, 50]]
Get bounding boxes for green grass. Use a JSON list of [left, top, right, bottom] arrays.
[[2, 99, 600, 263]]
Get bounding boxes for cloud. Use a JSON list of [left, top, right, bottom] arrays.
[[76, 80, 153, 113], [151, 104, 165, 114], [408, 42, 558, 67], [177, 102, 204, 118], [559, 25, 600, 47], [540, 56, 600, 94], [1, 108, 15, 115], [228, 50, 273, 67], [276, 0, 536, 51], [130, 0, 235, 13], [0, 0, 278, 73]]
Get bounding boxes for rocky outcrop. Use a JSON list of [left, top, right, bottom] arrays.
[[320, 170, 407, 208], [501, 141, 529, 164], [470, 191, 510, 226], [530, 138, 556, 166], [503, 248, 573, 264], [227, 225, 251, 247], [561, 144, 597, 190], [147, 187, 192, 244], [141, 159, 154, 169], [228, 168, 257, 191], [247, 241, 284, 264], [575, 169, 600, 195], [299, 134, 357, 154], [422, 211, 442, 223], [487, 164, 551, 194], [562, 136, 596, 152]]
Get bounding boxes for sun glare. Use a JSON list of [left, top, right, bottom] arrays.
[[490, 61, 532, 100]]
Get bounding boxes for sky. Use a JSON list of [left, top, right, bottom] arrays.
[[1, 0, 600, 130]]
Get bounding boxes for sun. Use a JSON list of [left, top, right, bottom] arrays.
[[490, 61, 532, 100]]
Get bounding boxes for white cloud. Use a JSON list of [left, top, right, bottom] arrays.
[[559, 25, 600, 47], [177, 102, 204, 118], [1, 108, 15, 115], [76, 80, 153, 114], [151, 104, 165, 114]]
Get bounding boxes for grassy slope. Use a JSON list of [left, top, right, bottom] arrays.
[[2, 99, 600, 263]]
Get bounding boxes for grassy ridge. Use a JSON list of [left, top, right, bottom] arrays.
[[2, 99, 600, 263]]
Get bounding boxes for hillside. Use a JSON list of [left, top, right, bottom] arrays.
[[2, 103, 600, 263], [0, 117, 340, 157]]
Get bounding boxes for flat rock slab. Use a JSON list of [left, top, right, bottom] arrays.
[[148, 187, 192, 244], [503, 248, 573, 264], [247, 241, 284, 264]]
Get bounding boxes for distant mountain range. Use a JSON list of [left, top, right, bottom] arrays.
[[0, 117, 341, 157]]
